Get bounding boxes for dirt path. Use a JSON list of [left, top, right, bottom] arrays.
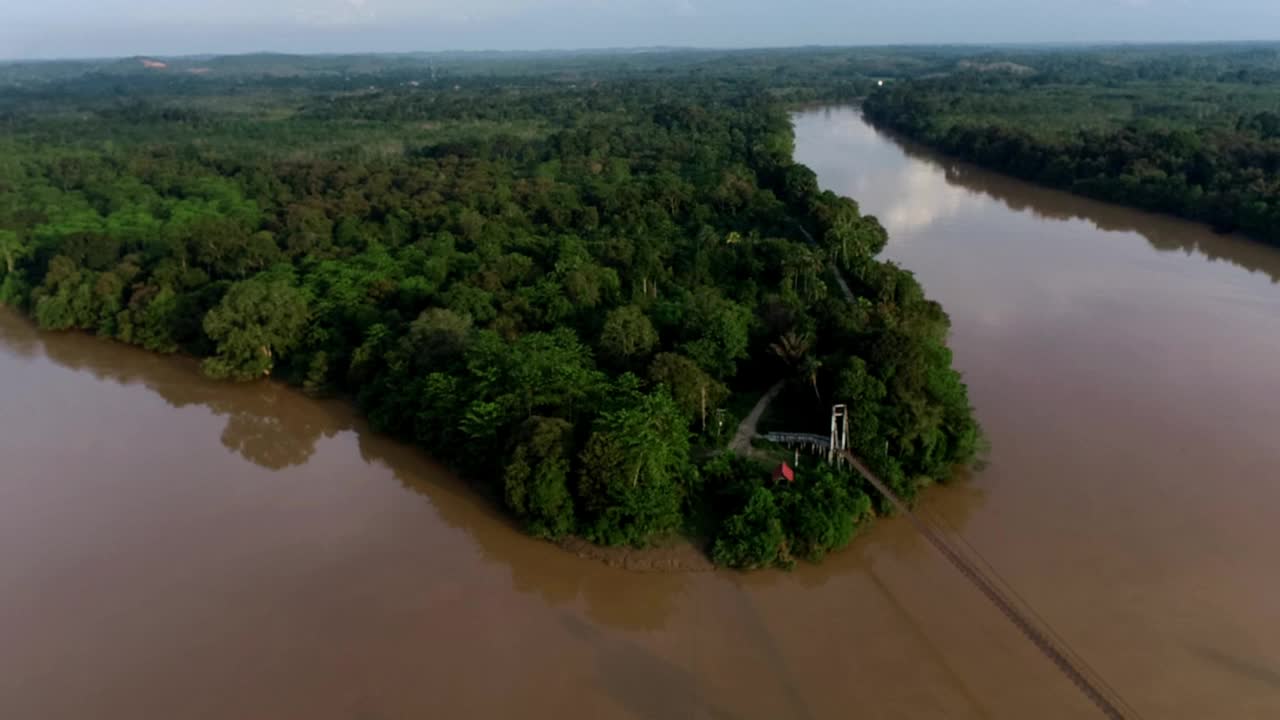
[[730, 381, 785, 456], [726, 225, 849, 460]]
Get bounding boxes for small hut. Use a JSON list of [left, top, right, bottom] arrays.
[[772, 462, 795, 484]]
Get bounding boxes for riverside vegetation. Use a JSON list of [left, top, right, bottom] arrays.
[[0, 50, 981, 568], [863, 44, 1280, 245]]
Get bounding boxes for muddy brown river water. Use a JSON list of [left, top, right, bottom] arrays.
[[3, 107, 1280, 719]]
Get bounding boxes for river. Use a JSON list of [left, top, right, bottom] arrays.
[[3, 107, 1280, 719]]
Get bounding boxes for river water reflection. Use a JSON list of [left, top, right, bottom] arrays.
[[2, 107, 1278, 719], [795, 106, 1280, 719]]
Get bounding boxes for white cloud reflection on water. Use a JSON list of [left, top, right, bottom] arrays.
[[792, 109, 984, 240]]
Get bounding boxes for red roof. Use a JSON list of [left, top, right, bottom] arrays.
[[772, 462, 795, 483]]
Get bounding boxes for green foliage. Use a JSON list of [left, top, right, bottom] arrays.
[[701, 453, 873, 569], [201, 275, 310, 380], [780, 466, 874, 562], [403, 308, 473, 373], [678, 289, 752, 378], [864, 49, 1280, 245], [600, 305, 658, 363], [0, 230, 30, 278], [577, 387, 691, 547], [0, 274, 29, 307], [31, 256, 105, 331], [648, 352, 729, 430], [712, 486, 788, 569], [0, 50, 984, 567], [504, 417, 577, 539], [303, 351, 330, 394], [124, 286, 183, 353]]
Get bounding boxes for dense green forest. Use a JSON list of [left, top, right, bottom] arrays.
[[0, 50, 981, 568], [863, 44, 1280, 244]]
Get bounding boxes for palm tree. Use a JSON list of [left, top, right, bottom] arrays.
[[782, 247, 826, 302], [769, 330, 812, 365], [770, 331, 822, 400]]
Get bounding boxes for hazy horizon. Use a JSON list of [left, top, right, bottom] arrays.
[[4, 0, 1280, 61], [13, 40, 1280, 64]]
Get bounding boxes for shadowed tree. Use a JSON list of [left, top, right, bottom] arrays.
[[600, 304, 659, 363], [0, 230, 29, 276], [648, 352, 729, 432], [770, 330, 821, 399], [503, 416, 576, 539], [0, 230, 32, 304]]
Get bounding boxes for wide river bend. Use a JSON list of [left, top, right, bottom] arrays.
[[3, 107, 1279, 718]]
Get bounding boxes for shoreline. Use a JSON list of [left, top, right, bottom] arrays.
[[0, 306, 727, 574], [556, 535, 717, 573], [859, 106, 1276, 251]]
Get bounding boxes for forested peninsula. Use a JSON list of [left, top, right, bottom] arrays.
[[863, 45, 1280, 245], [0, 51, 979, 568]]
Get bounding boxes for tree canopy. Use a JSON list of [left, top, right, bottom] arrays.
[[863, 46, 1280, 246], [0, 49, 984, 567]]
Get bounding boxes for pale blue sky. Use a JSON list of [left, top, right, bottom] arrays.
[[3, 0, 1279, 60]]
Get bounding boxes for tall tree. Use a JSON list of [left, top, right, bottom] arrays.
[[577, 387, 691, 546], [503, 417, 577, 539], [600, 304, 659, 363], [202, 275, 310, 380], [0, 230, 29, 276]]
